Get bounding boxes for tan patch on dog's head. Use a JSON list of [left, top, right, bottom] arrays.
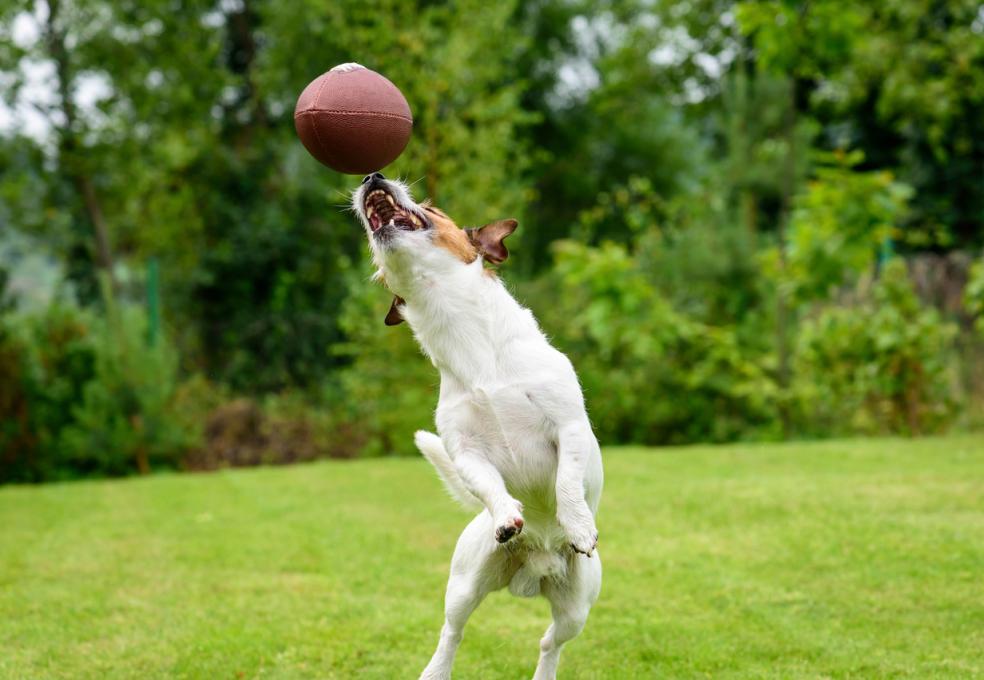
[[423, 204, 479, 264], [380, 205, 520, 326]]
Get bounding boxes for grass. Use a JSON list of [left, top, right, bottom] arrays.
[[1, 436, 982, 679]]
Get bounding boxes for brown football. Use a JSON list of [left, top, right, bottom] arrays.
[[293, 63, 413, 175]]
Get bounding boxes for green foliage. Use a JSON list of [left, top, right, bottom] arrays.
[[793, 261, 958, 436], [515, 0, 725, 267], [965, 255, 984, 337], [717, 69, 816, 230], [2, 0, 982, 478], [57, 298, 196, 476], [818, 0, 984, 248], [522, 69, 707, 265], [0, 301, 97, 482], [530, 240, 779, 444], [1, 0, 534, 391], [635, 187, 767, 329], [779, 151, 913, 302], [735, 1, 865, 76], [0, 292, 197, 482], [574, 176, 667, 243]]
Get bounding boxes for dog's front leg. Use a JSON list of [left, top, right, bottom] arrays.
[[555, 421, 599, 555], [447, 434, 525, 543]]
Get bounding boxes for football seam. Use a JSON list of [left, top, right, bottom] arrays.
[[308, 76, 333, 161], [294, 109, 412, 123]]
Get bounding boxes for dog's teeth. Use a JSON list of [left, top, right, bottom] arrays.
[[385, 194, 396, 206]]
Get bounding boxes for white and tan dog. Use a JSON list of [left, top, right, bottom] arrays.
[[352, 173, 603, 680]]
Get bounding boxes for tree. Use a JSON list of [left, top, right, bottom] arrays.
[[817, 0, 984, 249], [2, 0, 534, 392]]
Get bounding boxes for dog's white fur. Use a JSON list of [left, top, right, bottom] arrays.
[[352, 178, 603, 680]]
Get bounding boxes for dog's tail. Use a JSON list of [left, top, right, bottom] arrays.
[[414, 431, 482, 510]]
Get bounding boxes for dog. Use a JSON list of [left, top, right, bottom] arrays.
[[352, 173, 603, 680]]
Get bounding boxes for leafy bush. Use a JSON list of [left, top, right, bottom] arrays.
[[527, 240, 781, 444], [182, 390, 353, 470], [0, 292, 199, 482], [767, 151, 913, 304], [577, 177, 767, 330], [793, 260, 958, 435], [965, 255, 984, 336], [57, 299, 198, 476], [0, 301, 97, 482], [636, 194, 769, 338]]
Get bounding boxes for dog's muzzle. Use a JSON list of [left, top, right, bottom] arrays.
[[360, 177, 427, 235]]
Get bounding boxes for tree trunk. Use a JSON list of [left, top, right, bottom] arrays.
[[44, 0, 117, 291], [225, 0, 267, 152]]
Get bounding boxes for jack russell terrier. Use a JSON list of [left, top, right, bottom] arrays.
[[352, 172, 603, 680]]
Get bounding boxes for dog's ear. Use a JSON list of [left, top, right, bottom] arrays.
[[385, 296, 405, 326], [466, 219, 518, 265]]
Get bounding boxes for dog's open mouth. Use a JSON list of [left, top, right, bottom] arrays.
[[364, 189, 425, 233]]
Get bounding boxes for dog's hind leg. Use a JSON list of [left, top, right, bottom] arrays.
[[420, 514, 514, 680], [419, 571, 486, 680], [532, 552, 602, 680]]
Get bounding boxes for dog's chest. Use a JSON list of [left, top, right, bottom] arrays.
[[399, 265, 566, 481], [437, 381, 557, 479]]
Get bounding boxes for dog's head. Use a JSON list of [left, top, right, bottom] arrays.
[[351, 173, 517, 325]]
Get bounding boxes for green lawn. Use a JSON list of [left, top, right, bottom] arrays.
[[1, 437, 982, 679]]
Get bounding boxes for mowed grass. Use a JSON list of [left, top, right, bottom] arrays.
[[1, 437, 982, 679]]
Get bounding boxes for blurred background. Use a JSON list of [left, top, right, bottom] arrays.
[[1, 0, 982, 483]]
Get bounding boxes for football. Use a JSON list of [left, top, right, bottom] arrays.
[[293, 63, 413, 175]]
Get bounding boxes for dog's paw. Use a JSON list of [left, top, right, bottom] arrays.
[[568, 528, 599, 556], [559, 505, 598, 556], [493, 501, 525, 544], [495, 515, 524, 544]]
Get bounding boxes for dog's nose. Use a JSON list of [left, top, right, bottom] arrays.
[[362, 172, 385, 184]]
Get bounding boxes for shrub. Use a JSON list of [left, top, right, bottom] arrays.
[[526, 240, 781, 445], [0, 288, 199, 482], [769, 151, 913, 304], [55, 299, 198, 477], [793, 260, 958, 435], [183, 390, 358, 470], [965, 254, 984, 336], [0, 301, 97, 482]]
